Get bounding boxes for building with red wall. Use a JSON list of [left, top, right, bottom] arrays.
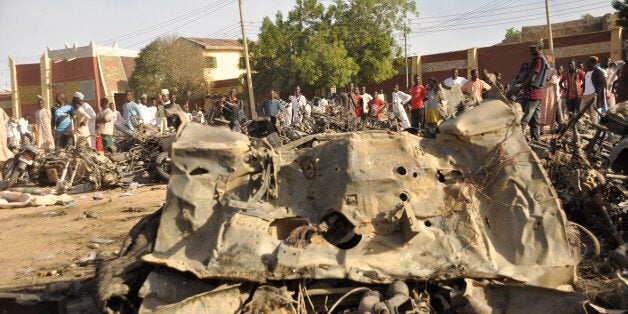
[[8, 42, 138, 119]]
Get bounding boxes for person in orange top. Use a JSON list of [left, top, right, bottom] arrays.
[[559, 59, 586, 115], [409, 74, 427, 128], [368, 90, 386, 127], [461, 69, 491, 102], [354, 86, 363, 118]]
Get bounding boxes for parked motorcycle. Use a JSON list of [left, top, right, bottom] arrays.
[[1, 143, 39, 190]]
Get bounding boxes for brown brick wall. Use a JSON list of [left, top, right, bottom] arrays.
[[422, 50, 467, 64], [51, 57, 97, 83], [16, 64, 41, 86]]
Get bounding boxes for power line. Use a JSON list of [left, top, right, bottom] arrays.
[[206, 22, 241, 37], [206, 21, 260, 38], [125, 0, 236, 49], [413, 0, 591, 21], [3, 0, 239, 63], [409, 2, 611, 38], [413, 0, 609, 33], [411, 0, 601, 25], [97, 0, 234, 45], [415, 0, 517, 34]]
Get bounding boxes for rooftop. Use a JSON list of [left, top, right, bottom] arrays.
[[182, 37, 243, 50]]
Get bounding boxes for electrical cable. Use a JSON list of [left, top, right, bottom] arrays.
[[408, 2, 611, 39], [97, 0, 234, 45], [125, 0, 235, 49], [412, 0, 595, 21], [415, 1, 609, 32]]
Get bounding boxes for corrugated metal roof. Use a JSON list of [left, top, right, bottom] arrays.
[[183, 37, 243, 50]]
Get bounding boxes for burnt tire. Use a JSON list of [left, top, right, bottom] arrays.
[[4, 169, 21, 190], [154, 152, 171, 182], [1, 159, 18, 190]]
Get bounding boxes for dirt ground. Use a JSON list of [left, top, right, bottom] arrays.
[[0, 184, 166, 292]]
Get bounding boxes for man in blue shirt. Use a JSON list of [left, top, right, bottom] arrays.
[[260, 89, 284, 126], [54, 101, 74, 151], [121, 90, 141, 131]]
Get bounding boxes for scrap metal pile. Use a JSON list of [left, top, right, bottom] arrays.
[[0, 123, 174, 194], [93, 96, 627, 313], [242, 105, 405, 147], [530, 101, 628, 308]]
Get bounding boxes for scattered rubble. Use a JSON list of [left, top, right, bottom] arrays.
[[93, 95, 628, 312], [0, 124, 174, 194]]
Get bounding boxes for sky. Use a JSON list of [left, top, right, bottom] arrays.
[[0, 0, 616, 90]]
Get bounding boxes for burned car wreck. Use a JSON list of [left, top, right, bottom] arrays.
[[97, 99, 598, 313]]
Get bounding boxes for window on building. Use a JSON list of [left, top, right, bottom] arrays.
[[239, 56, 246, 70], [206, 56, 217, 69]]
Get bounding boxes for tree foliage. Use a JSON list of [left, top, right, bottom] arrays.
[[251, 0, 417, 96], [613, 0, 628, 28], [504, 27, 521, 41], [130, 36, 208, 102]]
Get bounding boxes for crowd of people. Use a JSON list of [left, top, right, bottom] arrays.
[[0, 88, 191, 171], [0, 39, 621, 175], [255, 39, 622, 144]]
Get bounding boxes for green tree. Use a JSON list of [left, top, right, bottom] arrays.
[[504, 27, 521, 41], [613, 0, 628, 28], [129, 36, 209, 102], [295, 32, 359, 89], [129, 37, 169, 97], [581, 13, 595, 22], [327, 0, 417, 85], [250, 0, 417, 95]]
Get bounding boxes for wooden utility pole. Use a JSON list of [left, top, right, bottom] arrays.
[[545, 0, 555, 66], [238, 0, 256, 118], [404, 24, 409, 89]]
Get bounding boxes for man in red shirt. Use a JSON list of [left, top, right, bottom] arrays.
[[354, 86, 363, 118], [410, 74, 427, 129], [559, 59, 585, 115], [512, 39, 549, 142], [368, 90, 386, 127]]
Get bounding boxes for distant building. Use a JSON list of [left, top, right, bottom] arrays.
[[176, 37, 246, 95], [0, 92, 11, 115], [8, 42, 138, 118], [500, 13, 620, 45]]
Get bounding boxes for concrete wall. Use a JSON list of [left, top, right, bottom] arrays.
[[203, 50, 245, 82], [366, 29, 623, 100], [0, 93, 12, 117]]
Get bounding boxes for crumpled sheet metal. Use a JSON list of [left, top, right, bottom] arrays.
[[143, 99, 576, 289], [459, 279, 588, 314], [138, 270, 248, 313]]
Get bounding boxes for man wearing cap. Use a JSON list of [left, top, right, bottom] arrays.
[[72, 96, 92, 148], [74, 92, 97, 148], [512, 39, 550, 142], [122, 90, 141, 131], [157, 89, 170, 132]]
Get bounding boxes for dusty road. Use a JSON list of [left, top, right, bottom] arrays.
[[0, 184, 165, 292]]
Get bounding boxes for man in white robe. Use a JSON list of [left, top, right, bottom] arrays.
[[75, 92, 97, 148]]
